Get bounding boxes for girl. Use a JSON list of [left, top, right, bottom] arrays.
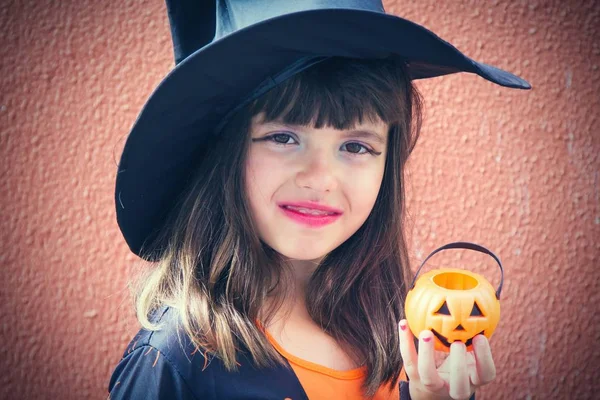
[[108, 1, 530, 399]]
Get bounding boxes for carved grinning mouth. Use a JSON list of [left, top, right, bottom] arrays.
[[431, 329, 485, 348]]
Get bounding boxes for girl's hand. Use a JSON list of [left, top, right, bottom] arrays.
[[398, 319, 496, 400]]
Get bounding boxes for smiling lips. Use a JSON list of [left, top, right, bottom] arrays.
[[279, 203, 342, 228]]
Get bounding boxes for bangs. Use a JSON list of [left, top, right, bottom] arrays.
[[248, 56, 412, 130]]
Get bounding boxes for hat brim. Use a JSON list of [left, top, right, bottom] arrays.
[[115, 8, 531, 258]]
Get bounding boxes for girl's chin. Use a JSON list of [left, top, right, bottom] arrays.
[[275, 246, 329, 263], [281, 252, 327, 262], [263, 234, 345, 262]]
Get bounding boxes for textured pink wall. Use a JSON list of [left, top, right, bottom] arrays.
[[1, 1, 598, 399]]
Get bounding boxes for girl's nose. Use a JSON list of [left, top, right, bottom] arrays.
[[294, 153, 338, 193]]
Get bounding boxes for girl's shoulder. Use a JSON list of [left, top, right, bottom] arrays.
[[108, 305, 309, 400], [107, 306, 214, 399]]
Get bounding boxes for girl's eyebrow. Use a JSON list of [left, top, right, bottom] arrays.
[[261, 121, 386, 145]]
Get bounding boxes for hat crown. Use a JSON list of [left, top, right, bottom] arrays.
[[215, 0, 384, 38], [167, 0, 385, 64]]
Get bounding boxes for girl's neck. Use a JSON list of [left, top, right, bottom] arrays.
[[260, 257, 321, 333], [288, 258, 321, 288]]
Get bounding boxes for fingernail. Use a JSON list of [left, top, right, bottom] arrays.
[[400, 322, 407, 331], [452, 340, 465, 349], [423, 336, 431, 342]]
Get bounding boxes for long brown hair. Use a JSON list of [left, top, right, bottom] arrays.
[[129, 55, 423, 398]]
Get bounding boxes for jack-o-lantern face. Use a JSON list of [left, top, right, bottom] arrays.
[[405, 269, 501, 352]]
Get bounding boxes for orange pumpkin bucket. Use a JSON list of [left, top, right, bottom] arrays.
[[405, 242, 504, 352]]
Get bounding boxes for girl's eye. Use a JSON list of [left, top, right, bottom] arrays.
[[267, 133, 297, 145], [343, 142, 373, 155], [263, 133, 379, 156]]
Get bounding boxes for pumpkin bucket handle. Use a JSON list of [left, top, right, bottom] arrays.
[[410, 241, 504, 300]]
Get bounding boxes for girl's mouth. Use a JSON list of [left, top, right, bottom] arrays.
[[279, 205, 342, 228]]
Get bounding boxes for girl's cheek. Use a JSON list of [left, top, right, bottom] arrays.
[[351, 168, 385, 203], [251, 154, 289, 179], [245, 152, 287, 196]]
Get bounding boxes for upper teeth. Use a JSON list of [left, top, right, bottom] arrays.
[[284, 205, 335, 215]]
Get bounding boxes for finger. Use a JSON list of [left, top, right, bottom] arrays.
[[466, 352, 481, 386], [449, 341, 471, 400], [417, 330, 445, 393], [398, 320, 419, 381], [472, 335, 496, 385]]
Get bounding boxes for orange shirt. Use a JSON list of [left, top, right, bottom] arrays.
[[263, 328, 406, 399]]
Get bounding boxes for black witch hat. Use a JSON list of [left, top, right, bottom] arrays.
[[115, 0, 531, 260]]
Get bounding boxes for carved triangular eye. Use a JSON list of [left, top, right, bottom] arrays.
[[470, 302, 484, 317], [435, 301, 451, 315]]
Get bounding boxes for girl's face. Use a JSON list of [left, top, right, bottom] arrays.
[[245, 112, 388, 262]]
